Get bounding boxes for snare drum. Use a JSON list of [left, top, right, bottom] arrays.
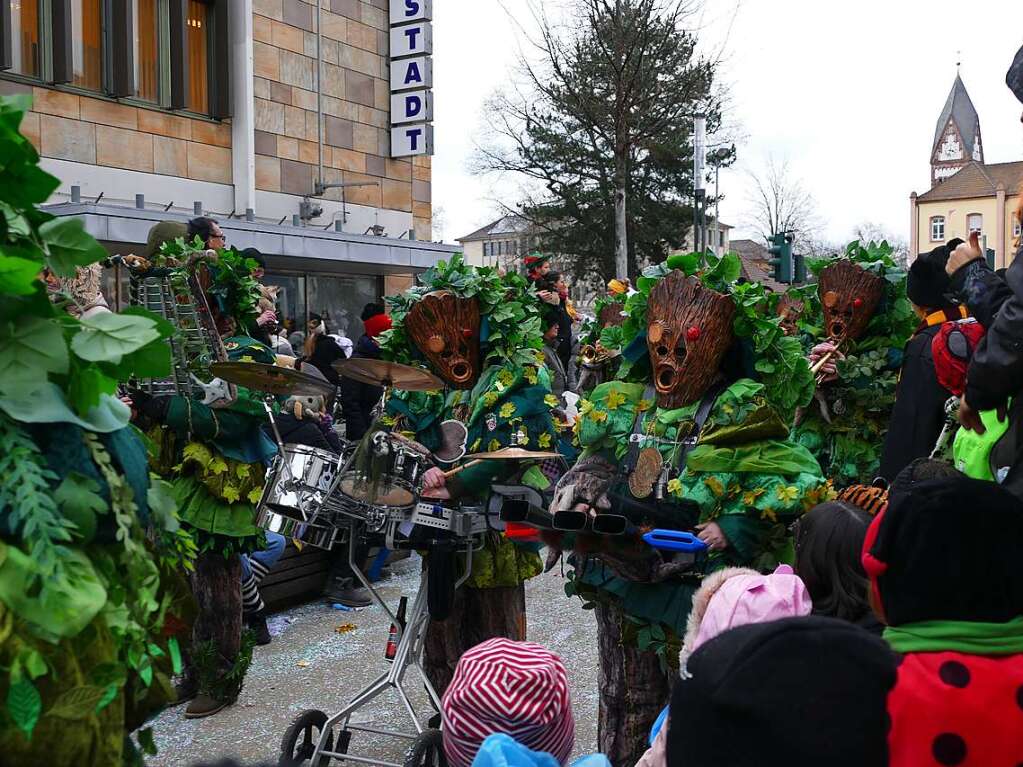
[[260, 444, 342, 518], [334, 432, 428, 512], [255, 506, 338, 550]]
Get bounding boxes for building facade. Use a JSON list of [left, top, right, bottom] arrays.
[[0, 0, 450, 339], [457, 215, 535, 269], [910, 72, 1022, 269]]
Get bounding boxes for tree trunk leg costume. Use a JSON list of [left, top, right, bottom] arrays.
[[424, 583, 526, 697], [189, 551, 245, 701], [595, 602, 671, 767]]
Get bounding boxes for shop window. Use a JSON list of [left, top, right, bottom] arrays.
[[186, 0, 209, 114], [930, 216, 945, 242], [307, 274, 381, 343], [71, 0, 104, 91], [968, 213, 983, 235], [8, 0, 41, 77], [133, 0, 161, 102]]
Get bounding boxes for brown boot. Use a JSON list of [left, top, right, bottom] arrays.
[[184, 693, 229, 719]]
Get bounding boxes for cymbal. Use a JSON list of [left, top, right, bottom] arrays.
[[464, 447, 563, 460], [334, 357, 444, 391], [210, 362, 335, 397]]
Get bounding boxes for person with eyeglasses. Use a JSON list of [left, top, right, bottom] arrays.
[[187, 216, 226, 250]]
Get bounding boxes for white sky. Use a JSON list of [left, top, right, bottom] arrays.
[[429, 0, 1023, 249]]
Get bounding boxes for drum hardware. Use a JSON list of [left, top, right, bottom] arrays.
[[499, 498, 555, 530], [552, 509, 590, 532]]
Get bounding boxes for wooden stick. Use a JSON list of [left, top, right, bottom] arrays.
[[442, 459, 484, 479], [810, 348, 838, 375]]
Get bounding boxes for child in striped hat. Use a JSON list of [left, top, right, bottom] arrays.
[[441, 638, 576, 767]]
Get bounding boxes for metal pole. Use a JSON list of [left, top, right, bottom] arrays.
[[693, 115, 707, 256], [315, 0, 324, 191]]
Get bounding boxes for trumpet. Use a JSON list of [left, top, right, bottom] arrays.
[[580, 344, 599, 365], [810, 340, 845, 386]]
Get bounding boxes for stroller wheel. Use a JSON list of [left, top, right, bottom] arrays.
[[403, 728, 446, 767], [281, 709, 334, 766]]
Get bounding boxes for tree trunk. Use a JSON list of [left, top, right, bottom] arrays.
[[424, 583, 527, 698], [614, 152, 629, 281], [189, 550, 243, 699], [595, 601, 671, 767]]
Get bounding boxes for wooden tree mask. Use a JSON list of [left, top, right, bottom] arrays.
[[776, 295, 804, 337], [646, 272, 736, 408], [404, 291, 481, 389], [817, 260, 885, 342]]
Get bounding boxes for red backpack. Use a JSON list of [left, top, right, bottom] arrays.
[[931, 318, 986, 396]]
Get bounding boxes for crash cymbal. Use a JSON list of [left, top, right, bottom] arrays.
[[210, 362, 335, 397], [464, 447, 563, 460], [333, 357, 444, 391]]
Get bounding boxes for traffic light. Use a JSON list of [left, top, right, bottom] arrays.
[[768, 233, 793, 283], [794, 253, 806, 284]]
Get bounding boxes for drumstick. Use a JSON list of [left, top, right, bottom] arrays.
[[441, 459, 484, 478]]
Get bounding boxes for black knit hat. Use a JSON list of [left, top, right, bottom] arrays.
[[666, 617, 897, 767], [907, 239, 963, 308], [863, 475, 1023, 626]]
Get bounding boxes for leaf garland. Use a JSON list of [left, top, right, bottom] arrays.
[[381, 252, 546, 369]]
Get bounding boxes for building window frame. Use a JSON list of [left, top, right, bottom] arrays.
[[930, 216, 945, 242], [967, 213, 983, 236], [0, 0, 227, 119]]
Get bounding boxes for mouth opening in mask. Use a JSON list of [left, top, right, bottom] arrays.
[[830, 321, 845, 338], [451, 361, 471, 381], [656, 367, 676, 391]]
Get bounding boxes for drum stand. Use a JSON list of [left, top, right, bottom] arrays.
[[306, 524, 474, 767]]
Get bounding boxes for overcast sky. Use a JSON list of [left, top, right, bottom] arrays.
[[429, 0, 1023, 250]]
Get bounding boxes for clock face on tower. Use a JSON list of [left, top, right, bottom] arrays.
[[938, 129, 963, 162]]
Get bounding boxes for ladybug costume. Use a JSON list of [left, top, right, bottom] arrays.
[[863, 474, 1023, 766]]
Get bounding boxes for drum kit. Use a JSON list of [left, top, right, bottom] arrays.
[[211, 356, 564, 767]]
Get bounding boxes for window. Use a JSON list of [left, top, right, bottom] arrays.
[[9, 0, 41, 77], [133, 0, 161, 102], [71, 0, 104, 91], [186, 0, 209, 114], [968, 214, 983, 235], [930, 216, 945, 242]]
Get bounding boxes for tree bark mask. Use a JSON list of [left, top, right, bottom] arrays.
[[404, 291, 481, 389], [646, 272, 736, 408], [817, 260, 885, 342]]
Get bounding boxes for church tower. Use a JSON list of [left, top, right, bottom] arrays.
[[931, 73, 984, 185]]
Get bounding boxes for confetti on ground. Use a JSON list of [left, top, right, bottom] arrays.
[[335, 623, 357, 634], [296, 660, 310, 668]]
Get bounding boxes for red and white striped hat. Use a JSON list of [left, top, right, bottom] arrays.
[[441, 638, 575, 767]]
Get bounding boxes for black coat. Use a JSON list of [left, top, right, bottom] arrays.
[[263, 413, 344, 454], [339, 335, 384, 442], [305, 335, 346, 387], [950, 247, 1023, 411], [878, 322, 954, 481]]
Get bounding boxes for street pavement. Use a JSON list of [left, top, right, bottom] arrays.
[[149, 554, 600, 766]]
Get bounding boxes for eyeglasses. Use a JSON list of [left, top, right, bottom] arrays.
[[211, 231, 227, 244]]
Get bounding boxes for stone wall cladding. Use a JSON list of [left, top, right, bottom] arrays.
[[5, 78, 233, 184], [255, 0, 430, 235]]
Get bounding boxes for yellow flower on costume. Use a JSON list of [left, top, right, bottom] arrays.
[[761, 507, 778, 522], [608, 279, 628, 295], [544, 394, 560, 409], [525, 367, 539, 385], [742, 487, 766, 507], [483, 392, 499, 407], [775, 485, 799, 504], [497, 369, 514, 386], [222, 485, 241, 503], [579, 399, 594, 416], [667, 478, 683, 495], [470, 438, 482, 452], [704, 476, 725, 498], [637, 399, 653, 412], [248, 488, 263, 504], [604, 389, 628, 410], [538, 433, 552, 448], [487, 439, 501, 453], [590, 410, 608, 423], [500, 402, 516, 419]]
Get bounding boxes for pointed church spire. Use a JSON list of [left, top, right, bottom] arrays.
[[931, 71, 984, 185]]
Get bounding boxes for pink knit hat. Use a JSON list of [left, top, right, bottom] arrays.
[[441, 638, 575, 767], [692, 565, 813, 653]]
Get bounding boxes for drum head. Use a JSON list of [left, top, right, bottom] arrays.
[[339, 473, 415, 509]]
